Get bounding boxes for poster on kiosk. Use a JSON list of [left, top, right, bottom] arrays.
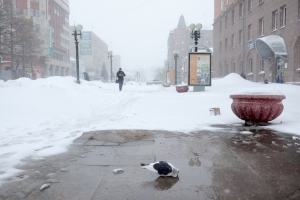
[[188, 53, 212, 86]]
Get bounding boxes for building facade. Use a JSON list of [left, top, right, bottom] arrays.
[[213, 0, 300, 82], [167, 15, 213, 84], [43, 0, 70, 78], [69, 31, 108, 80], [0, 0, 70, 79], [112, 55, 121, 76], [166, 15, 190, 84], [70, 56, 85, 79]]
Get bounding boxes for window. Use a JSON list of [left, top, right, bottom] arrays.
[[220, 41, 222, 52], [249, 58, 253, 72], [248, 24, 252, 41], [232, 9, 235, 24], [259, 18, 264, 36], [232, 34, 235, 48], [239, 29, 243, 45], [240, 61, 244, 72], [272, 10, 278, 30], [23, 9, 27, 15], [225, 38, 228, 50], [239, 2, 244, 18], [35, 9, 39, 17], [260, 60, 264, 71], [298, 0, 300, 20], [259, 0, 264, 5], [280, 5, 287, 27], [35, 24, 40, 32], [30, 9, 34, 16], [233, 63, 236, 73], [220, 20, 222, 32], [248, 0, 252, 12], [225, 15, 228, 28]]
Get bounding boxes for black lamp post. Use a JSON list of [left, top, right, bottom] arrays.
[[108, 51, 113, 82], [189, 23, 202, 52], [72, 24, 83, 84], [173, 51, 179, 85]]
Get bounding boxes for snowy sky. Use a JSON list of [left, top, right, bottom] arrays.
[[68, 0, 214, 72], [1, 74, 300, 184]]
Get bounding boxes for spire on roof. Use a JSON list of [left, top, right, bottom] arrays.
[[177, 15, 186, 28]]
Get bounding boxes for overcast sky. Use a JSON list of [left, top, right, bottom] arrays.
[[69, 0, 214, 72]]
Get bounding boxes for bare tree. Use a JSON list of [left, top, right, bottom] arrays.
[[101, 62, 108, 82], [0, 0, 45, 79]]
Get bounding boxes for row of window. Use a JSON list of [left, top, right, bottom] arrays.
[[272, 6, 287, 31], [220, 5, 289, 52], [221, 2, 289, 32], [51, 53, 69, 62], [16, 8, 40, 17], [61, 37, 69, 45], [61, 28, 69, 36], [222, 59, 264, 74]]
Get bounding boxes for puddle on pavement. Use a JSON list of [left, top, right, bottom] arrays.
[[210, 124, 300, 155], [154, 176, 179, 191]]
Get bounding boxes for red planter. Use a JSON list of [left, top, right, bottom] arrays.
[[176, 85, 189, 93], [230, 94, 285, 125]]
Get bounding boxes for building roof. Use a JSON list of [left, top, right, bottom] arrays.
[[177, 15, 186, 28]]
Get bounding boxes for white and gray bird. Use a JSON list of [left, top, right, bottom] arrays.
[[140, 161, 179, 177]]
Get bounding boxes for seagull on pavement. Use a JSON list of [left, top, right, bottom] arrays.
[[140, 161, 179, 177]]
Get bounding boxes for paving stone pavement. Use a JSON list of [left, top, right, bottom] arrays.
[[0, 126, 300, 200]]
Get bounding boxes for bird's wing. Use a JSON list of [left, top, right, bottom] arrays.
[[154, 161, 172, 175]]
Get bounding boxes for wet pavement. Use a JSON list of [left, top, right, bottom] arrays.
[[1, 126, 300, 200]]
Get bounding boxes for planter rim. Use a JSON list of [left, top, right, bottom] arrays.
[[230, 94, 286, 100]]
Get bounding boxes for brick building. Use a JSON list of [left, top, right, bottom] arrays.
[[44, 0, 70, 77], [0, 0, 70, 79], [213, 0, 300, 83]]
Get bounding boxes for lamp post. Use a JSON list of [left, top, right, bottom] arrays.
[[107, 51, 113, 82], [71, 24, 83, 84], [173, 51, 179, 85], [164, 60, 169, 83], [189, 23, 202, 52]]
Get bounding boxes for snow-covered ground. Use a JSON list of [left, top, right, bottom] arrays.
[[0, 73, 299, 184]]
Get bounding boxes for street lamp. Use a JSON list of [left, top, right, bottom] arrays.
[[189, 23, 202, 52], [173, 50, 179, 85], [107, 51, 113, 82], [164, 60, 169, 83], [71, 24, 83, 84]]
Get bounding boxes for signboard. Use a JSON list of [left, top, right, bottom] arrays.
[[188, 53, 212, 86], [80, 31, 92, 55]]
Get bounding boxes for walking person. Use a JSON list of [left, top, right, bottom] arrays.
[[116, 68, 126, 91]]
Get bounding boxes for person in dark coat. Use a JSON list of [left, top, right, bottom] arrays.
[[116, 68, 126, 91], [240, 72, 246, 79]]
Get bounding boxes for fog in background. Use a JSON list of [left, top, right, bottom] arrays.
[[69, 0, 214, 78]]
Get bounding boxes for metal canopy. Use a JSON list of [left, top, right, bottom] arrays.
[[255, 35, 288, 63]]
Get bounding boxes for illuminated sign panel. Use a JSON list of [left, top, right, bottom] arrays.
[[188, 53, 212, 86]]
